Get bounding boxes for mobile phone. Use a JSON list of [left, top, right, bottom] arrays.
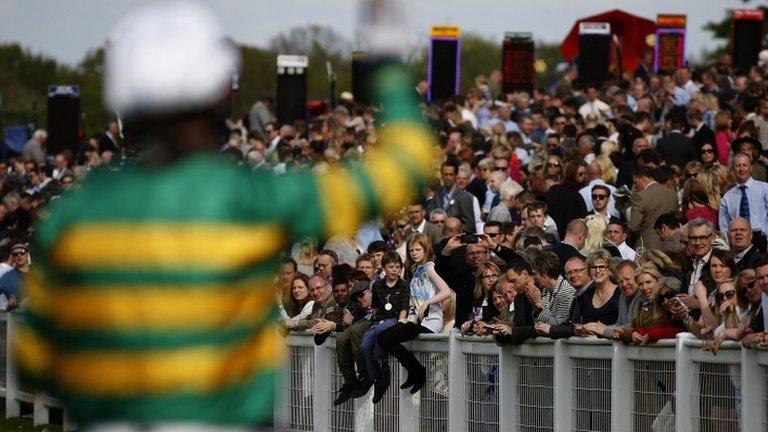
[[461, 233, 478, 244]]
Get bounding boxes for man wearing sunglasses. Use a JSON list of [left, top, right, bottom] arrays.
[[0, 243, 28, 311], [742, 257, 768, 348], [589, 185, 612, 225]]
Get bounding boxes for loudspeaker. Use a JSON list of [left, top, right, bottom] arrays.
[[733, 10, 764, 73], [351, 51, 375, 106], [428, 38, 460, 102], [276, 55, 308, 125], [578, 32, 611, 88], [502, 33, 535, 95], [46, 86, 80, 155]]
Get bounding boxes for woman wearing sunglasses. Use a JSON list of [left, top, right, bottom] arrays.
[[613, 268, 686, 344], [697, 141, 719, 170]]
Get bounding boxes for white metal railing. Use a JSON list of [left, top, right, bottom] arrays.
[[2, 312, 76, 430], [278, 331, 768, 432]]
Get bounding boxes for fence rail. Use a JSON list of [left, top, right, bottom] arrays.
[[279, 331, 768, 432]]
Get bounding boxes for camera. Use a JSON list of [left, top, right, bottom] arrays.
[[461, 233, 478, 244]]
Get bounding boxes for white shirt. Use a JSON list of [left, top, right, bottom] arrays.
[[719, 177, 768, 234], [688, 249, 713, 295], [578, 99, 611, 120], [617, 242, 636, 261]]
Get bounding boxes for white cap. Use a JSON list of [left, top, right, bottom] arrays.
[[105, 2, 240, 117]]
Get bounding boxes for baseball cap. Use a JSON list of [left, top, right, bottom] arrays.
[[350, 281, 370, 298]]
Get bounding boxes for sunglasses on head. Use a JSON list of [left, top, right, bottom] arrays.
[[660, 290, 678, 300], [714, 290, 736, 302]]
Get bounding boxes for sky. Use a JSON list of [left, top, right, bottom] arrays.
[[0, 0, 755, 66]]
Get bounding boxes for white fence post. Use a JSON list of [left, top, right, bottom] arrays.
[[448, 331, 467, 432], [498, 343, 518, 431], [741, 347, 762, 432], [552, 339, 572, 432], [312, 339, 331, 432], [5, 312, 19, 418], [399, 363, 418, 432], [274, 343, 290, 431], [675, 333, 694, 432], [611, 341, 631, 431]]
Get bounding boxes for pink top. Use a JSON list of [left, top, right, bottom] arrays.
[[715, 130, 733, 165]]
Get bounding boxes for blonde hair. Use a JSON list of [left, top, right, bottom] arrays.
[[594, 155, 617, 184], [695, 169, 722, 209], [639, 249, 682, 272], [583, 214, 608, 255], [714, 110, 731, 132]]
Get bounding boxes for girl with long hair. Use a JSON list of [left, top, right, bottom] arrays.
[[280, 274, 315, 330], [377, 234, 451, 395], [681, 178, 718, 226]]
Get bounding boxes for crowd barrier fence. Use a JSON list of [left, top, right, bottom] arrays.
[[278, 330, 768, 432], [1, 312, 76, 430]]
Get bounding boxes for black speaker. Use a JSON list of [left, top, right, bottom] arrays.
[[46, 86, 80, 155], [578, 24, 611, 89], [428, 38, 460, 102], [733, 10, 764, 73], [502, 33, 535, 95], [351, 51, 374, 106], [276, 55, 308, 126]]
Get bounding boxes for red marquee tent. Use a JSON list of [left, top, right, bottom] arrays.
[[559, 9, 657, 73]]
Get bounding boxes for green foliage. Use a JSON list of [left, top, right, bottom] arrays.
[[700, 3, 768, 64], [459, 33, 502, 92]]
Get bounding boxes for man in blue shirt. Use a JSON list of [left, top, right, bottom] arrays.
[[0, 243, 29, 309], [719, 153, 768, 234]]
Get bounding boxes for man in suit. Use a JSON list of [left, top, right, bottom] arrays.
[[426, 159, 477, 233], [656, 114, 696, 169], [729, 217, 764, 271], [616, 136, 649, 188], [545, 176, 588, 239], [688, 107, 715, 154], [680, 219, 716, 315], [406, 202, 442, 247], [627, 166, 679, 250], [546, 219, 587, 273]]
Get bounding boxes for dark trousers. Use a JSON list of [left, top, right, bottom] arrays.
[[336, 319, 371, 384], [377, 322, 432, 374]]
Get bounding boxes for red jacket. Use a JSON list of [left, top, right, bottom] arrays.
[[633, 318, 685, 343]]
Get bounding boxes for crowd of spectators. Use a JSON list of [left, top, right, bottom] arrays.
[[267, 52, 768, 409], [7, 45, 768, 414]]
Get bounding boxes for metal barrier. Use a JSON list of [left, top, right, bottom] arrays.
[[2, 312, 76, 431], [279, 331, 768, 432]]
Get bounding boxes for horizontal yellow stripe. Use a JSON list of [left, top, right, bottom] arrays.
[[379, 125, 436, 174], [17, 324, 284, 396], [26, 274, 277, 331], [15, 326, 53, 378], [366, 151, 415, 214], [317, 167, 365, 237], [52, 223, 286, 271]]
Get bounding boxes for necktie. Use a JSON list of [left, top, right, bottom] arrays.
[[739, 185, 750, 221]]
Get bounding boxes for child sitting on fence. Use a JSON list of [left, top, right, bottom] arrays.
[[360, 251, 410, 404]]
